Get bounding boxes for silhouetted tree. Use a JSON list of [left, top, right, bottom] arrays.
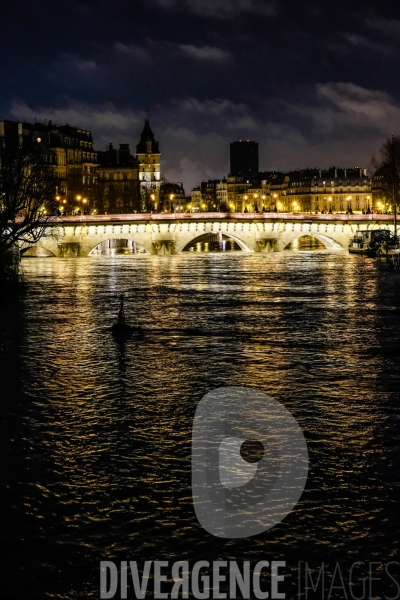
[[218, 201, 231, 212], [0, 145, 58, 283], [370, 136, 400, 210]]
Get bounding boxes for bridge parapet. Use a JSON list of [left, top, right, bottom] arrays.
[[53, 212, 395, 225]]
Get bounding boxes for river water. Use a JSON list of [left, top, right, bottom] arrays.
[[1, 249, 400, 599]]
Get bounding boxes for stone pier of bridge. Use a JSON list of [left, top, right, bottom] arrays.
[[25, 212, 396, 257]]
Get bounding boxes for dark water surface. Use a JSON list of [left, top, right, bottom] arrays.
[[1, 251, 400, 599]]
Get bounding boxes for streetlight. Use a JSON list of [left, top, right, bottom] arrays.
[[244, 194, 248, 213], [76, 195, 81, 215], [328, 196, 333, 213], [273, 193, 278, 212], [169, 194, 174, 212], [261, 194, 266, 211], [346, 195, 352, 214], [150, 194, 155, 213], [82, 198, 87, 214], [366, 195, 371, 213]]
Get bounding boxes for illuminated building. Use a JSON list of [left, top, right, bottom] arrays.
[[136, 118, 161, 211], [159, 182, 186, 212], [96, 144, 140, 214], [0, 119, 98, 214]]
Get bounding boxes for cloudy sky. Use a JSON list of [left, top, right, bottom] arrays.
[[1, 0, 400, 191]]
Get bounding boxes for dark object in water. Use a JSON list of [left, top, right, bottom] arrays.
[[111, 295, 144, 335]]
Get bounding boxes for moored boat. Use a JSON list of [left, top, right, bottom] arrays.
[[377, 237, 400, 261], [348, 229, 391, 256]]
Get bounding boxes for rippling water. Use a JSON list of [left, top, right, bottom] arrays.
[[1, 250, 400, 599]]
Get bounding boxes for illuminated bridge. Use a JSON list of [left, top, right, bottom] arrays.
[[24, 212, 396, 257]]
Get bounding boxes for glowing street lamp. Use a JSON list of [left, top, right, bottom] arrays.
[[253, 193, 259, 212], [75, 194, 82, 215], [328, 196, 333, 213], [169, 194, 174, 212], [346, 195, 352, 214], [261, 194, 266, 211]]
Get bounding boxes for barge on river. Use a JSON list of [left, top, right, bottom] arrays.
[[348, 229, 391, 256]]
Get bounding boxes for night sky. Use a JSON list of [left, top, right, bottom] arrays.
[[1, 0, 400, 190]]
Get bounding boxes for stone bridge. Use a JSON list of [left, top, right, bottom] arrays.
[[24, 212, 397, 257]]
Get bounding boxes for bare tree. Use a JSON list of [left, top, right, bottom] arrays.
[[0, 145, 58, 279], [369, 136, 400, 210]]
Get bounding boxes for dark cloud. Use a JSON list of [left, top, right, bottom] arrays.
[[114, 43, 151, 61], [1, 0, 400, 191], [153, 0, 276, 19], [365, 16, 400, 39], [178, 44, 231, 60]]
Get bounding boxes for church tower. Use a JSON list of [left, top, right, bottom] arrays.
[[136, 118, 161, 212]]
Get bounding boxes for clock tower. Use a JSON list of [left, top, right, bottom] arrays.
[[136, 118, 161, 212]]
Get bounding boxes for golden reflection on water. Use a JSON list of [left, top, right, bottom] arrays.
[[1, 250, 400, 598]]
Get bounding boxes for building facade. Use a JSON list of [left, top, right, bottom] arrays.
[[226, 176, 252, 211], [285, 168, 371, 214], [96, 143, 140, 214], [159, 182, 186, 212], [0, 119, 98, 214], [0, 117, 167, 215], [190, 188, 203, 210], [190, 167, 372, 214], [216, 179, 228, 210]]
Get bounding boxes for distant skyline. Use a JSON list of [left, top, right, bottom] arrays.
[[1, 0, 400, 191]]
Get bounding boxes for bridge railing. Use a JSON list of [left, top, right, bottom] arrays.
[[54, 212, 396, 224]]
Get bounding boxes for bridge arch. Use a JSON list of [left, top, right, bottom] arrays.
[[81, 234, 154, 256], [175, 230, 254, 253], [181, 232, 248, 252], [21, 246, 56, 258], [279, 232, 344, 251], [285, 233, 343, 250], [88, 238, 148, 255]]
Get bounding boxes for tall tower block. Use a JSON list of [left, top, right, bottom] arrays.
[[230, 140, 259, 182]]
